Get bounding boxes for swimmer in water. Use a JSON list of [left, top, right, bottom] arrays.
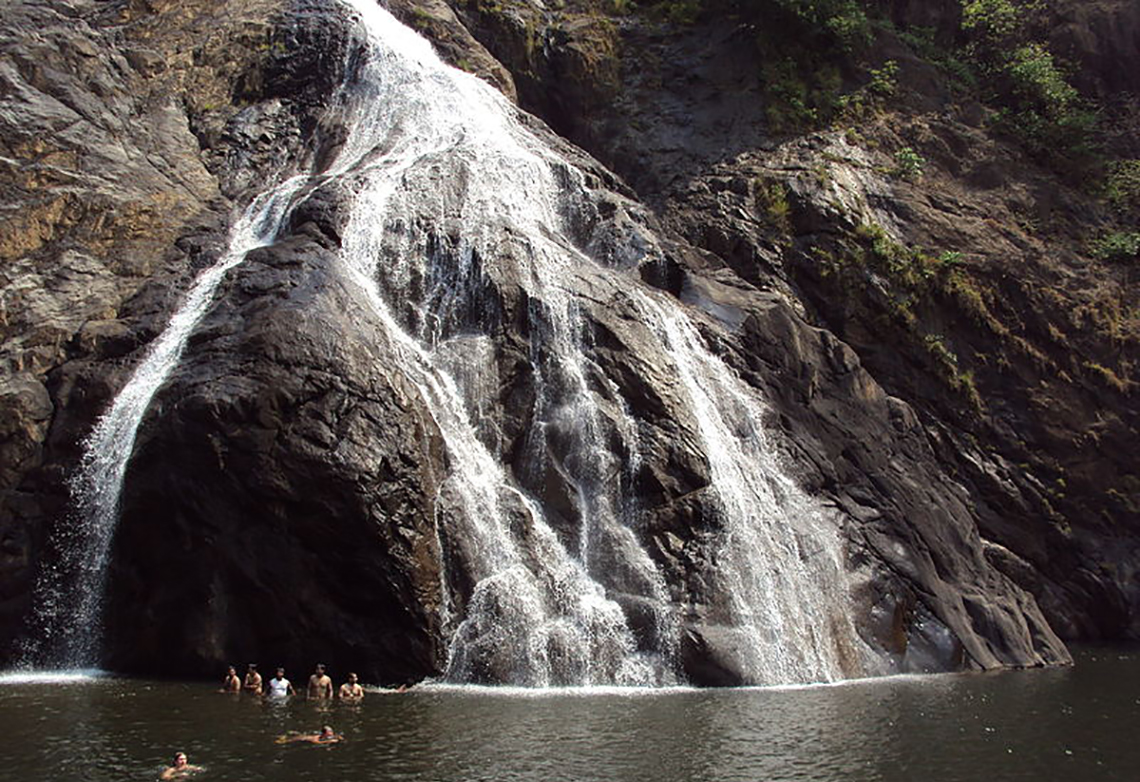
[[160, 751, 201, 779], [278, 725, 343, 745]]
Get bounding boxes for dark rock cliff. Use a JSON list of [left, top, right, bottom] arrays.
[[0, 0, 1134, 682]]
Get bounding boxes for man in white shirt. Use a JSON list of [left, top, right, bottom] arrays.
[[266, 667, 295, 698]]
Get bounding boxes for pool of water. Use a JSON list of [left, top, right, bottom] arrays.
[[0, 648, 1136, 781]]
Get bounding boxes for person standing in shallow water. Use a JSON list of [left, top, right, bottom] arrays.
[[266, 667, 295, 698], [243, 663, 262, 694], [307, 663, 333, 700], [338, 672, 364, 701], [220, 665, 240, 693]]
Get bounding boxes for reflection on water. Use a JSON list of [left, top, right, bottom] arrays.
[[0, 649, 1136, 781]]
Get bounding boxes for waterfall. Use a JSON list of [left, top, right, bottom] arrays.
[[27, 0, 868, 684], [320, 0, 865, 684], [324, 0, 672, 686], [640, 300, 864, 682], [26, 184, 305, 667]]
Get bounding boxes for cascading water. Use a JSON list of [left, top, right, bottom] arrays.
[[27, 0, 870, 684], [321, 0, 671, 685], [26, 184, 306, 668], [317, 0, 866, 684], [641, 300, 865, 682]]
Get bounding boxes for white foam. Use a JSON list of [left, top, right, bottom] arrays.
[[412, 669, 978, 698], [0, 668, 107, 685], [413, 682, 700, 699]]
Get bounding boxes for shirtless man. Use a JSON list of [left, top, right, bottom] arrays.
[[220, 665, 241, 693], [307, 663, 333, 700], [266, 667, 295, 698], [280, 725, 342, 745], [243, 663, 262, 694], [338, 672, 364, 701], [160, 751, 201, 779]]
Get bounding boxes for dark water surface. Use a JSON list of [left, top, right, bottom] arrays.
[[1, 648, 1137, 781]]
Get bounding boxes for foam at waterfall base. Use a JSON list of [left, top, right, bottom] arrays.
[[0, 668, 107, 685]]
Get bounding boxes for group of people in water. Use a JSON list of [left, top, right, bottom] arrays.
[[220, 662, 367, 701], [161, 662, 386, 778]]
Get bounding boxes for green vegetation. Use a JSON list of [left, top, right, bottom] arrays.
[[813, 222, 992, 408], [653, 0, 873, 50], [409, 7, 434, 30], [834, 60, 897, 122], [623, 0, 1105, 169], [747, 0, 872, 131], [1089, 231, 1140, 263], [891, 147, 925, 181], [753, 177, 792, 235], [757, 0, 871, 52], [760, 57, 842, 132], [956, 0, 1097, 165], [960, 0, 1026, 41], [632, 0, 878, 131], [1104, 159, 1140, 216], [652, 0, 701, 24]]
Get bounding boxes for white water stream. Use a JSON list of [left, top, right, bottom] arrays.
[[28, 0, 868, 685]]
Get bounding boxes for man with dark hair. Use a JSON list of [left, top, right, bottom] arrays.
[[220, 665, 240, 693], [243, 663, 262, 694], [338, 672, 364, 701], [160, 751, 201, 779], [266, 667, 295, 698], [307, 663, 333, 699]]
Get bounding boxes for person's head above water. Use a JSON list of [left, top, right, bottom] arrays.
[[347, 672, 358, 683], [315, 663, 325, 674], [172, 752, 188, 768], [321, 726, 334, 738]]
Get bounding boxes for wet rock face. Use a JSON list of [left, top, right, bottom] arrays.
[[678, 283, 1070, 674], [0, 0, 223, 658], [104, 229, 448, 683]]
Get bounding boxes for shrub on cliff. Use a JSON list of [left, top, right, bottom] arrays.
[[642, 0, 871, 51], [959, 0, 1097, 166], [1090, 231, 1140, 263], [714, 0, 871, 51], [720, 0, 874, 131], [1104, 160, 1140, 219]]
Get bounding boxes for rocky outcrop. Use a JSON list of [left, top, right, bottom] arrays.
[[104, 225, 448, 682], [0, 0, 354, 664], [1046, 0, 1140, 98]]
